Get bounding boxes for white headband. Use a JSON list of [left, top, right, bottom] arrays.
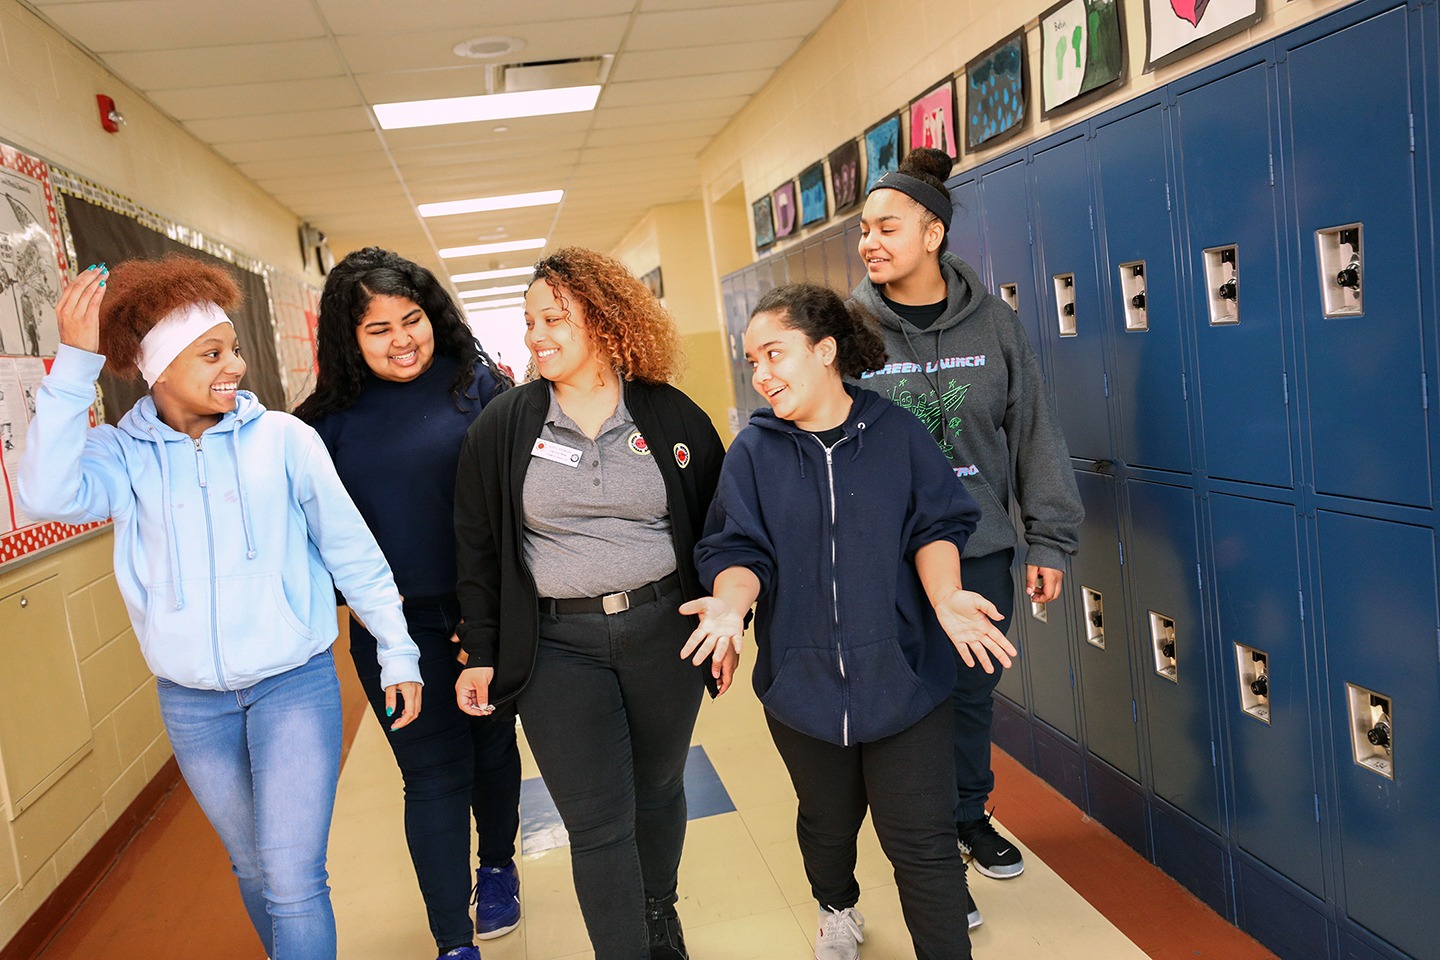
[[137, 302, 234, 387]]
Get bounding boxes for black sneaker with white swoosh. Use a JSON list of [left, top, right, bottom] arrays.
[[957, 809, 1026, 879]]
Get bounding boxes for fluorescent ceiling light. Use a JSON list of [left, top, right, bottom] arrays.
[[466, 297, 525, 310], [420, 190, 562, 218], [375, 85, 601, 130], [459, 284, 529, 299], [440, 238, 546, 259], [451, 266, 535, 284]]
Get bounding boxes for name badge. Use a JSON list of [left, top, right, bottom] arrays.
[[531, 438, 582, 467]]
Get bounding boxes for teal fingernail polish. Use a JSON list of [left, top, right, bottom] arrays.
[[99, 280, 105, 287], [386, 705, 394, 717], [86, 264, 95, 271]]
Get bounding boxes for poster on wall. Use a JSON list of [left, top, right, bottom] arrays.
[[966, 32, 1028, 149], [773, 181, 798, 240], [0, 145, 67, 358], [798, 162, 828, 227], [752, 195, 776, 251], [909, 77, 960, 159], [828, 140, 861, 213], [1041, 0, 1127, 116], [1144, 0, 1261, 71], [268, 270, 321, 410], [863, 114, 903, 192]]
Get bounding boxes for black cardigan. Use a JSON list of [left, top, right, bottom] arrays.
[[454, 377, 726, 704]]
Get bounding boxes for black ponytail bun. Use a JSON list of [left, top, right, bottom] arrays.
[[899, 147, 954, 185]]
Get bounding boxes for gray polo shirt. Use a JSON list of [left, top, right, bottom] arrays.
[[521, 389, 676, 599]]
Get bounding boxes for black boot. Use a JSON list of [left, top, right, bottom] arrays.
[[645, 897, 689, 960]]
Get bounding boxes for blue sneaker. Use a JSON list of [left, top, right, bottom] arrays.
[[439, 949, 479, 960], [473, 861, 521, 939]]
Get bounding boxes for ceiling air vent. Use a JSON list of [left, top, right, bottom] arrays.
[[501, 56, 613, 93]]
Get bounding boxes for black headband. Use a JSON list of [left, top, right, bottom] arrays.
[[869, 171, 952, 228]]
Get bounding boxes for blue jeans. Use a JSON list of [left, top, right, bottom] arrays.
[[953, 549, 1015, 822], [518, 582, 706, 960], [157, 650, 342, 960], [349, 597, 521, 951]]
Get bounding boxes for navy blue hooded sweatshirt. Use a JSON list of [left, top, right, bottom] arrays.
[[696, 384, 981, 746]]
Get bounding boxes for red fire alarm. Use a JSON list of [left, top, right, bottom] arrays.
[[97, 94, 124, 133]]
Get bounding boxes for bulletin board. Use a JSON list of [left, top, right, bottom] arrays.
[[0, 142, 107, 568]]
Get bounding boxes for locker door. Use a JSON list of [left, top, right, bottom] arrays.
[[720, 274, 749, 426], [1175, 63, 1294, 488], [1210, 492, 1323, 896], [996, 540, 1029, 709], [844, 221, 866, 289], [946, 176, 984, 271], [823, 227, 852, 294], [979, 158, 1046, 363], [1021, 556, 1080, 741], [1032, 136, 1113, 461], [1285, 8, 1432, 507], [1127, 479, 1220, 831], [803, 240, 827, 287], [1315, 511, 1440, 960], [1072, 471, 1140, 780], [784, 248, 807, 288], [1094, 105, 1193, 473]]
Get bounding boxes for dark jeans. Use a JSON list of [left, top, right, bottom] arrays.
[[349, 597, 522, 952], [767, 703, 972, 960], [952, 548, 1016, 822], [517, 582, 706, 960]]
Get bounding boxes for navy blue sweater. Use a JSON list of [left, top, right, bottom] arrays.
[[311, 353, 500, 599], [696, 385, 981, 746]]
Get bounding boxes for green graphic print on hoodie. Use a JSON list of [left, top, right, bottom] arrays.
[[849, 252, 1083, 568]]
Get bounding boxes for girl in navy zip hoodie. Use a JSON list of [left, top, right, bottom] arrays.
[[687, 283, 1016, 960]]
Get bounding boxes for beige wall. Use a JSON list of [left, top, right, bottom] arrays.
[[612, 201, 735, 440], [698, 0, 1357, 257], [0, 1, 311, 945]]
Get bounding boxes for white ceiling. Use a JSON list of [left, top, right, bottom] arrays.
[[22, 0, 842, 286]]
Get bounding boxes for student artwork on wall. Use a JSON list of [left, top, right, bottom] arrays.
[[909, 78, 960, 159], [828, 140, 861, 213], [1041, 0, 1127, 116], [772, 180, 798, 240], [798, 162, 828, 227], [863, 114, 903, 192], [966, 32, 1028, 149], [1144, 0, 1261, 70], [752, 194, 776, 251]]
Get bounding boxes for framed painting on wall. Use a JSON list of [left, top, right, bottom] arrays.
[[1041, 0, 1127, 116], [798, 162, 828, 227], [752, 195, 775, 251], [909, 77, 960, 159], [863, 114, 903, 192], [773, 181, 798, 240], [966, 32, 1028, 149], [828, 139, 861, 212], [1144, 0, 1261, 71]]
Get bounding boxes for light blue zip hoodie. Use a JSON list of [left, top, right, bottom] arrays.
[[18, 345, 421, 692]]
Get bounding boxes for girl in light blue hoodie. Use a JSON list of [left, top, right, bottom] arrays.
[[18, 258, 423, 960]]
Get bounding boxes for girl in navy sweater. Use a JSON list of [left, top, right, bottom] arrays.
[[687, 283, 1017, 960]]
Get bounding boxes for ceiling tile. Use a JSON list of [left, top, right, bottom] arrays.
[[312, 0, 634, 35], [590, 96, 747, 130], [184, 107, 374, 144], [583, 117, 725, 147], [103, 39, 346, 89], [626, 2, 830, 50], [601, 69, 771, 107], [335, 16, 627, 73], [148, 77, 362, 121], [608, 39, 798, 82], [36, 0, 326, 52], [211, 131, 386, 164]]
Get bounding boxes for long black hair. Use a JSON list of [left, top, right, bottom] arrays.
[[751, 283, 887, 378], [293, 247, 512, 422]]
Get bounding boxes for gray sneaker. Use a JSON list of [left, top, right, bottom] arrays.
[[967, 888, 983, 930], [814, 905, 864, 960]]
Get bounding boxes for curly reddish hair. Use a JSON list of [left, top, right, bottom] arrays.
[[530, 247, 681, 384], [98, 255, 242, 379]]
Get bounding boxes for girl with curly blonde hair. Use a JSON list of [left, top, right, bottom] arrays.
[[19, 258, 422, 960], [454, 247, 729, 960]]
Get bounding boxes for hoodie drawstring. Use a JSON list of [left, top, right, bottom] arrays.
[[852, 422, 866, 460], [151, 427, 186, 610], [789, 432, 807, 478], [231, 431, 257, 560]]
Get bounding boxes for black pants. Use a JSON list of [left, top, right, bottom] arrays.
[[517, 582, 706, 960], [767, 703, 972, 960], [953, 548, 1015, 822], [349, 597, 522, 951]]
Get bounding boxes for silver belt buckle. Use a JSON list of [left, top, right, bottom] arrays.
[[601, 590, 631, 615]]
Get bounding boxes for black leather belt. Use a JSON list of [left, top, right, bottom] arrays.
[[539, 571, 681, 616]]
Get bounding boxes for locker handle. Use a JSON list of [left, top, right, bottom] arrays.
[[1335, 259, 1361, 290], [1130, 292, 1146, 309], [1366, 716, 1391, 748], [1249, 674, 1268, 697], [1217, 278, 1237, 301], [1160, 638, 1175, 660], [1062, 302, 1075, 316]]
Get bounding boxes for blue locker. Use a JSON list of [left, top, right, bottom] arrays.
[[945, 176, 984, 271], [1234, 856, 1335, 960], [1174, 62, 1295, 489], [822, 227, 852, 294], [1126, 479, 1221, 831], [1019, 562, 1080, 741], [1093, 105, 1193, 474], [1284, 7, 1432, 508], [1071, 471, 1141, 780], [1210, 491, 1324, 896], [845, 220, 867, 290], [995, 550, 1029, 708], [784, 248, 807, 289], [720, 274, 750, 425], [802, 239, 826, 287], [1315, 510, 1440, 960], [1031, 135, 1113, 461], [978, 158, 1047, 366]]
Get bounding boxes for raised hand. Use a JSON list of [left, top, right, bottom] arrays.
[[57, 265, 107, 354]]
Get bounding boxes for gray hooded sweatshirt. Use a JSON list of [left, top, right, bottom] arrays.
[[849, 252, 1082, 568]]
